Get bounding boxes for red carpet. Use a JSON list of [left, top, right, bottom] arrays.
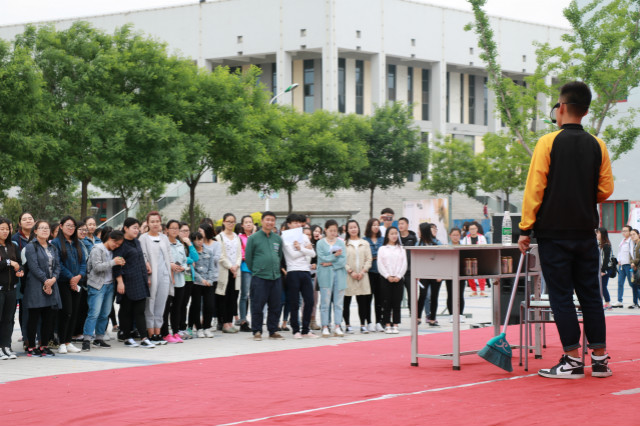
[[2, 316, 638, 426]]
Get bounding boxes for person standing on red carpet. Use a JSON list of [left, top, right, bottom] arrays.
[[519, 81, 614, 379]]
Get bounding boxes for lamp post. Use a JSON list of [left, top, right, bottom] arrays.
[[269, 83, 299, 104], [260, 83, 299, 211]]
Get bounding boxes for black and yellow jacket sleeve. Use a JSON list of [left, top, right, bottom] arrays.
[[519, 123, 614, 239]]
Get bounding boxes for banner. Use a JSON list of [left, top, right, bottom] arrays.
[[629, 201, 640, 230], [403, 199, 449, 243]]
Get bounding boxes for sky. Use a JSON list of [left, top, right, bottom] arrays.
[[0, 0, 573, 28]]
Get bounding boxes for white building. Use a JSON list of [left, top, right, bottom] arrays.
[[1, 0, 635, 234]]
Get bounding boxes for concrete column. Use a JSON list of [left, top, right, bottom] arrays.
[[431, 60, 447, 139], [322, 0, 338, 111], [276, 50, 294, 105]]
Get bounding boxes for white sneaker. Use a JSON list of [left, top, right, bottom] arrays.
[[140, 338, 156, 348], [124, 338, 139, 348], [66, 343, 81, 353], [0, 352, 8, 360], [391, 326, 399, 334], [321, 327, 331, 337], [196, 329, 205, 338], [368, 323, 376, 333], [360, 326, 369, 334], [345, 326, 354, 334], [303, 332, 319, 338], [611, 301, 623, 308], [293, 332, 302, 339], [58, 343, 68, 354], [384, 326, 392, 334], [204, 329, 215, 338], [333, 326, 344, 337], [3, 347, 17, 359], [376, 323, 385, 332]]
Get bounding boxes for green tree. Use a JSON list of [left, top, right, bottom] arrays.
[[420, 136, 480, 229], [14, 22, 188, 218], [222, 107, 367, 213], [17, 181, 86, 224], [477, 133, 530, 211], [350, 102, 428, 218]]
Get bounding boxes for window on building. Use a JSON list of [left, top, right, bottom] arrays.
[[421, 68, 430, 121], [600, 200, 629, 232], [229, 66, 242, 74], [446, 71, 450, 122], [407, 67, 413, 105], [271, 62, 277, 99], [469, 75, 476, 125], [460, 73, 464, 123], [304, 59, 314, 112], [338, 58, 346, 113], [355, 60, 364, 115], [483, 77, 488, 126], [387, 64, 396, 101]]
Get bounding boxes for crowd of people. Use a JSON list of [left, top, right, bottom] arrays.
[[0, 205, 628, 360]]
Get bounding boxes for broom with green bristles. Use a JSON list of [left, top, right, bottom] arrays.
[[478, 250, 528, 372]]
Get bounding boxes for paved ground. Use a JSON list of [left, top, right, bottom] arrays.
[[2, 285, 638, 384]]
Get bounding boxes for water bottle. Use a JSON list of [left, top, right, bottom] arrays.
[[502, 211, 512, 246]]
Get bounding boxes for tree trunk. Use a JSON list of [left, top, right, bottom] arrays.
[[81, 178, 91, 219], [287, 190, 293, 214], [188, 180, 198, 230], [504, 191, 510, 212], [369, 186, 376, 219]]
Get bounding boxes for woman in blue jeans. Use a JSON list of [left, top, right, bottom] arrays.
[[82, 230, 125, 350], [317, 220, 347, 337]]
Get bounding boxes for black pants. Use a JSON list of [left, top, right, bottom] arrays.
[[58, 283, 81, 343], [118, 296, 147, 340], [189, 284, 216, 329], [420, 279, 442, 321], [109, 291, 118, 327], [161, 286, 185, 336], [538, 238, 606, 352], [0, 290, 17, 347], [287, 271, 314, 334], [368, 272, 383, 324], [343, 294, 372, 326], [381, 278, 404, 325], [250, 276, 282, 335], [446, 280, 466, 315], [216, 272, 239, 325], [74, 289, 88, 337], [179, 281, 193, 330], [27, 307, 53, 348]]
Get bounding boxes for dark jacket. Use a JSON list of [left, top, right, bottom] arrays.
[[11, 232, 30, 265], [50, 238, 87, 284], [400, 230, 418, 271], [520, 124, 614, 239], [113, 237, 150, 301], [600, 243, 612, 273], [23, 241, 62, 309], [0, 242, 19, 291]]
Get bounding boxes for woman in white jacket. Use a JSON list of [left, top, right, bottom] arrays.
[[461, 222, 488, 297], [377, 226, 407, 334], [214, 213, 242, 333]]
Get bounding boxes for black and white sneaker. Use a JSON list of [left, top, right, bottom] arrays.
[[82, 341, 91, 351], [538, 354, 585, 379], [93, 339, 111, 349], [154, 335, 167, 345], [2, 347, 17, 359], [140, 338, 156, 349], [124, 338, 140, 348], [591, 354, 613, 378]]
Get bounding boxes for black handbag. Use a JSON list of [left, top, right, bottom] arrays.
[[607, 255, 618, 279]]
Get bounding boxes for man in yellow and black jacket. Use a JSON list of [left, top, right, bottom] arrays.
[[518, 81, 614, 380]]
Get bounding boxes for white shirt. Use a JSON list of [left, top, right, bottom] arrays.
[[618, 237, 632, 265], [377, 245, 408, 280], [283, 234, 316, 272]]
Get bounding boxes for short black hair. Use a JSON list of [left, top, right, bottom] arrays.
[[398, 217, 409, 224], [559, 81, 591, 116], [622, 225, 632, 232], [262, 211, 276, 220], [381, 207, 394, 215], [286, 213, 305, 224], [325, 219, 339, 230]]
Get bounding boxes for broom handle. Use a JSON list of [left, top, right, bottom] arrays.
[[501, 251, 527, 335]]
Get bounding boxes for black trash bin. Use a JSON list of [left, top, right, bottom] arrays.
[[500, 277, 526, 325]]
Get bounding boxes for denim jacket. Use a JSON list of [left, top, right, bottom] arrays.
[[51, 238, 87, 284], [193, 247, 219, 286]]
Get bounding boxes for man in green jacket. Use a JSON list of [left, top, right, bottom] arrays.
[[245, 211, 284, 340]]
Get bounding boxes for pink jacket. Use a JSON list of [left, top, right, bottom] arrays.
[[377, 245, 408, 279]]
